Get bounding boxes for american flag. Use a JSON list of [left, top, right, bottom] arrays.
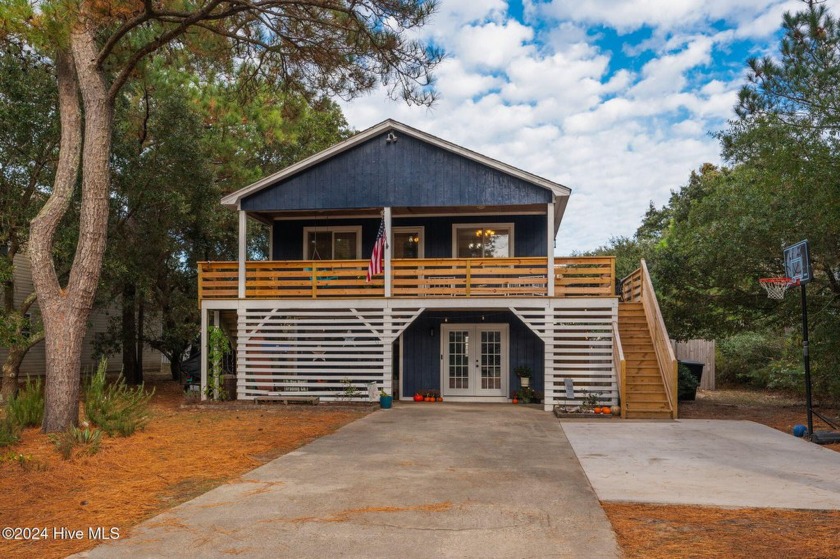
[[366, 218, 386, 282]]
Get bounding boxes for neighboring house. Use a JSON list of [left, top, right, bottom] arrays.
[[0, 251, 163, 378], [198, 120, 677, 418]]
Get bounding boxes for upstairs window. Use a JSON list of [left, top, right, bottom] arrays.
[[392, 227, 424, 259], [453, 224, 513, 258], [303, 226, 362, 260]]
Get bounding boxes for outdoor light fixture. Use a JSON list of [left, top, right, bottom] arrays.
[[386, 132, 398, 144]]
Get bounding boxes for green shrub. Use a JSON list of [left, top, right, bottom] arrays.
[[7, 377, 44, 428], [50, 426, 102, 460], [0, 418, 20, 447], [717, 331, 784, 387], [85, 358, 153, 437]]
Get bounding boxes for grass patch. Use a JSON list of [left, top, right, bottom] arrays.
[[85, 358, 153, 436], [7, 377, 44, 428]]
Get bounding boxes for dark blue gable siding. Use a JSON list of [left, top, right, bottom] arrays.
[[401, 311, 544, 398], [243, 133, 553, 212], [272, 214, 547, 260]]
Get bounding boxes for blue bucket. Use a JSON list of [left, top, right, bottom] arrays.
[[380, 395, 393, 409]]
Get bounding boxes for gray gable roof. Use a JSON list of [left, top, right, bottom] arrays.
[[222, 120, 571, 225]]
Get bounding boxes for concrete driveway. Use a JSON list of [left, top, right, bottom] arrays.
[[563, 419, 840, 510], [75, 404, 619, 559]]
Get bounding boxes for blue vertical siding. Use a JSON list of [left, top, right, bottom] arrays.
[[272, 214, 546, 260], [241, 132, 554, 212], [401, 310, 544, 398], [272, 218, 380, 260]]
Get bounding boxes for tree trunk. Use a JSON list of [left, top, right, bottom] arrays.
[[136, 294, 144, 383], [0, 328, 46, 403], [1, 348, 26, 402], [122, 283, 138, 384], [29, 28, 114, 433]]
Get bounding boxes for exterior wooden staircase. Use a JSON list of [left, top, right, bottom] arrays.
[[616, 261, 677, 419], [618, 303, 672, 418]]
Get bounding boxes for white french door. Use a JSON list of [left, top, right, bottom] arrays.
[[441, 324, 509, 398]]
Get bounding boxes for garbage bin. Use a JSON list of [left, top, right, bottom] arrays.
[[678, 360, 704, 401]]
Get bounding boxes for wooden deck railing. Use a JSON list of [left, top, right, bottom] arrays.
[[198, 256, 615, 304], [622, 260, 678, 417], [612, 320, 627, 419]]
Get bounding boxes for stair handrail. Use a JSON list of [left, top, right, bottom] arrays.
[[611, 320, 627, 419], [638, 259, 678, 417]]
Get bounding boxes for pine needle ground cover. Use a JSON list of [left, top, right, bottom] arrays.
[[0, 381, 371, 559]]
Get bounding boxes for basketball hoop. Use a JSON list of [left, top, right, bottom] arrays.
[[759, 277, 799, 300]]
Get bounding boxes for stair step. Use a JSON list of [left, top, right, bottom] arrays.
[[625, 410, 673, 419], [625, 401, 671, 410], [627, 378, 666, 385]]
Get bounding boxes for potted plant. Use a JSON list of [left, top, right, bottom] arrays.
[[516, 386, 536, 404], [514, 365, 532, 388], [379, 389, 393, 409]]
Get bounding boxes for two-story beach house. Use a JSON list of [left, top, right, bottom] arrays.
[[197, 120, 677, 418]]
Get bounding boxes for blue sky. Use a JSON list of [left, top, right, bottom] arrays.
[[341, 0, 840, 253]]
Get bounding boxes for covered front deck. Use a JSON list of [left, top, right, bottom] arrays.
[[198, 256, 616, 302]]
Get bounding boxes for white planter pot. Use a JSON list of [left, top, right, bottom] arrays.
[[519, 377, 530, 388]]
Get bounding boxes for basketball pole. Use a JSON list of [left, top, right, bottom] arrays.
[[800, 283, 814, 437]]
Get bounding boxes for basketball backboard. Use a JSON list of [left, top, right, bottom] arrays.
[[784, 240, 811, 285]]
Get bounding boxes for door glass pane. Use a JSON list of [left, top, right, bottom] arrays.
[[456, 227, 511, 258], [393, 231, 421, 258], [448, 331, 470, 390], [480, 330, 502, 390], [334, 231, 357, 259], [307, 231, 332, 260]]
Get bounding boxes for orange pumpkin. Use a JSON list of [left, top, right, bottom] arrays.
[[593, 406, 602, 414], [436, 396, 443, 402], [601, 406, 611, 415], [413, 393, 423, 402], [512, 397, 519, 404]]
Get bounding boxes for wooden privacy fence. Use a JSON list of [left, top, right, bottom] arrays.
[[199, 256, 616, 303], [671, 339, 716, 390]]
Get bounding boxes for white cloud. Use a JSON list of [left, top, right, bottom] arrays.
[[454, 20, 535, 69], [533, 0, 809, 34]]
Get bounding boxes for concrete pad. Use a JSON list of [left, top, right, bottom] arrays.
[[563, 419, 840, 510], [74, 405, 619, 558]]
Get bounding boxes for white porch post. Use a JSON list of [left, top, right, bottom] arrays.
[[547, 202, 555, 297], [384, 206, 392, 297], [382, 308, 393, 396], [238, 210, 247, 299], [200, 305, 209, 401]]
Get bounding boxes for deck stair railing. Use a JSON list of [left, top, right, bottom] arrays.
[[621, 260, 678, 416]]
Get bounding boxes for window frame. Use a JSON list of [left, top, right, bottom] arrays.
[[391, 226, 425, 259], [302, 225, 363, 260], [451, 222, 515, 258]]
